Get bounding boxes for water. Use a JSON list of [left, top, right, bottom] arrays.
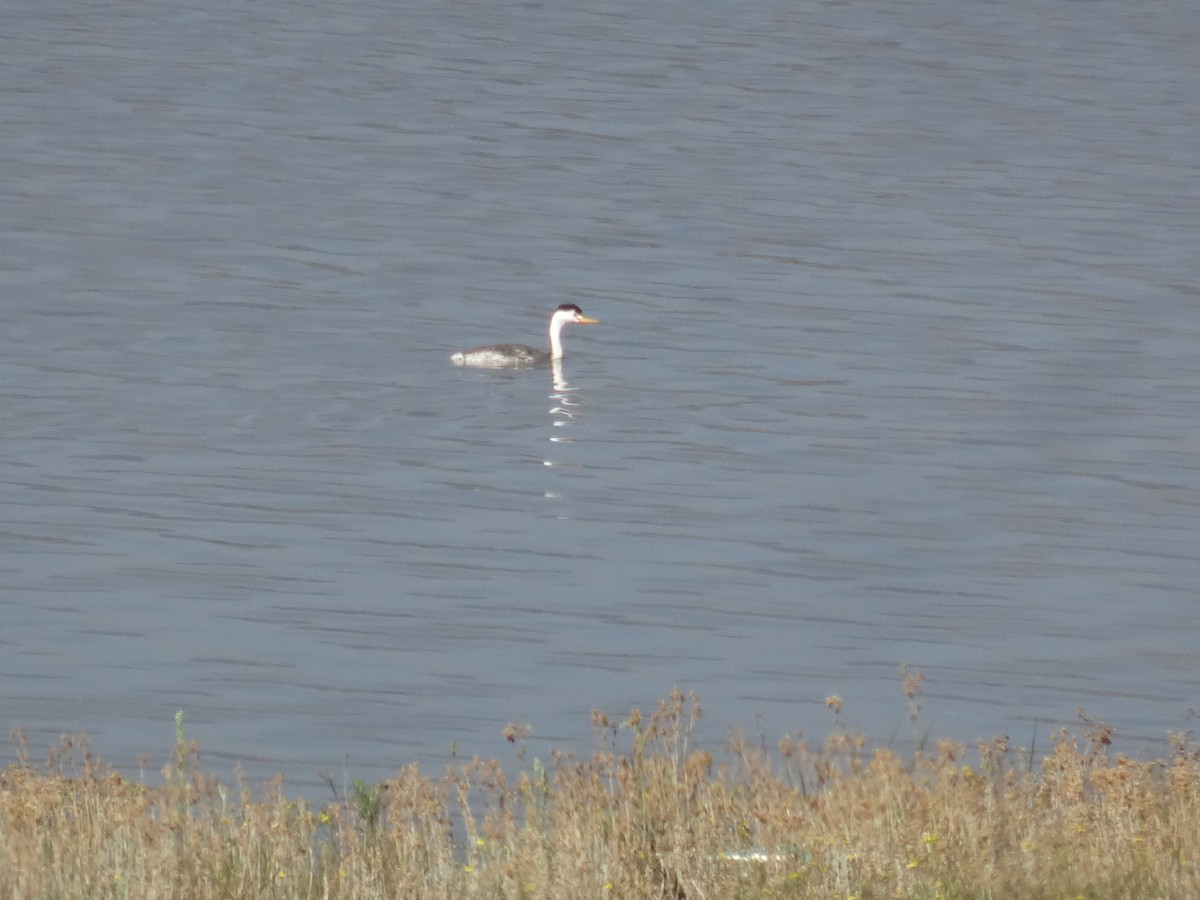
[[3, 0, 1199, 792]]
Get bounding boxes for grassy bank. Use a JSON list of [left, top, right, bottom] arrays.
[[2, 688, 1198, 899]]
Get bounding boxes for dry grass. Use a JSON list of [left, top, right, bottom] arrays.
[[2, 690, 1199, 899]]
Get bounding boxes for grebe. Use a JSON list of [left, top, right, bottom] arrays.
[[450, 304, 600, 368]]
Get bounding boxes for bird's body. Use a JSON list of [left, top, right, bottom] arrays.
[[450, 304, 599, 368], [451, 342, 548, 368]]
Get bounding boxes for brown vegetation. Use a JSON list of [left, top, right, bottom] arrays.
[[2, 689, 1198, 899]]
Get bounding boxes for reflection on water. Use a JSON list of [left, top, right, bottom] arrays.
[[3, 0, 1199, 792], [545, 360, 587, 508], [548, 359, 584, 443]]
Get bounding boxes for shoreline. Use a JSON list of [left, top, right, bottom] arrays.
[[4, 690, 1199, 898]]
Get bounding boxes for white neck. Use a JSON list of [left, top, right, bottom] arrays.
[[548, 314, 567, 359]]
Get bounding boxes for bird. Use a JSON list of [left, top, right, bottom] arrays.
[[450, 304, 600, 368]]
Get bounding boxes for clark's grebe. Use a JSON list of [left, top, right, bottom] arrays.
[[450, 304, 600, 368]]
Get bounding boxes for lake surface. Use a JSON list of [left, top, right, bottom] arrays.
[[4, 0, 1199, 792]]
